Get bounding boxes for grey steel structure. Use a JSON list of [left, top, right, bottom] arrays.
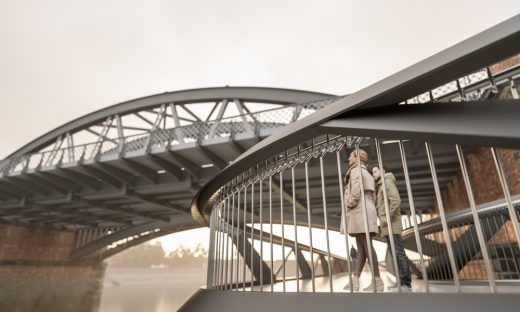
[[182, 13, 520, 311], [0, 87, 336, 260], [1, 11, 520, 311]]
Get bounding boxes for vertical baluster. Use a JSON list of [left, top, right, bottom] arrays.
[[492, 216, 513, 277], [436, 232, 448, 280], [208, 209, 216, 289], [220, 196, 226, 289], [491, 147, 520, 256], [215, 204, 221, 289], [231, 190, 236, 290], [455, 145, 496, 291], [466, 225, 484, 280], [485, 217, 502, 279], [236, 187, 241, 291], [375, 138, 401, 291], [320, 154, 333, 292], [500, 214, 520, 278], [355, 143, 376, 292], [260, 178, 264, 291], [292, 165, 300, 292], [280, 170, 286, 292], [454, 226, 470, 279], [269, 175, 275, 292], [213, 204, 219, 289], [336, 149, 353, 293], [224, 195, 230, 289], [243, 185, 247, 291], [305, 161, 316, 292], [213, 209, 218, 289], [251, 181, 255, 291], [207, 210, 215, 288], [425, 142, 461, 292]]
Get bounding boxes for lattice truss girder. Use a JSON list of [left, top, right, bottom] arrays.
[[0, 87, 336, 260]]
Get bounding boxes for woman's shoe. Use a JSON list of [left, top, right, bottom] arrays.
[[343, 275, 359, 291], [362, 277, 384, 292]]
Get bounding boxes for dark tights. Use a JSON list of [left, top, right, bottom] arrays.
[[354, 234, 380, 278]]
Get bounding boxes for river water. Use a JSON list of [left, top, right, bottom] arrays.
[[99, 267, 206, 312]]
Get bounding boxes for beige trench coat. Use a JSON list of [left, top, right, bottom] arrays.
[[340, 164, 379, 236]]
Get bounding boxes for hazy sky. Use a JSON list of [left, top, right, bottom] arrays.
[[1, 1, 520, 158]]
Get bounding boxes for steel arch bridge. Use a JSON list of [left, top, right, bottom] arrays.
[[0, 86, 338, 261]]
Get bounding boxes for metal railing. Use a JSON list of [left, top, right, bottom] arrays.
[[205, 135, 520, 293]]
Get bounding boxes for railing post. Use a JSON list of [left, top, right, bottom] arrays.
[[491, 147, 520, 256], [291, 165, 300, 292], [425, 142, 461, 292], [236, 185, 241, 291], [304, 161, 316, 292], [269, 174, 275, 292], [320, 151, 333, 292], [399, 140, 429, 292], [243, 184, 247, 291], [375, 138, 401, 291], [259, 177, 264, 291], [279, 169, 286, 292], [356, 142, 377, 293], [336, 149, 352, 293], [250, 181, 255, 291]]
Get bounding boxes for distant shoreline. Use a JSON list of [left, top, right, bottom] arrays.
[[103, 266, 206, 287]]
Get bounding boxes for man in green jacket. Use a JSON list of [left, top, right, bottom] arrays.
[[372, 165, 412, 292]]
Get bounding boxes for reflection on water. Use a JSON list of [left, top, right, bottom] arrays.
[[99, 267, 205, 312]]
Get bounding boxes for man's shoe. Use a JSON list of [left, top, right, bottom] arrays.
[[388, 285, 412, 292], [343, 275, 359, 291]]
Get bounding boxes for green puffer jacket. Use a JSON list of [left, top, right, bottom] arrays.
[[375, 172, 403, 236]]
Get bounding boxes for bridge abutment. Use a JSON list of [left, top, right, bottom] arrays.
[[0, 223, 105, 312]]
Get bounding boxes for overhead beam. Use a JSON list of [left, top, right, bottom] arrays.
[[1, 179, 42, 196], [120, 158, 158, 183], [77, 198, 170, 222], [54, 168, 101, 190], [0, 181, 30, 197], [24, 174, 69, 195], [126, 190, 185, 211], [94, 162, 136, 183], [76, 165, 123, 188], [7, 177, 55, 196], [167, 151, 200, 177], [320, 100, 520, 149], [35, 172, 82, 193], [148, 155, 185, 180], [197, 146, 228, 170]]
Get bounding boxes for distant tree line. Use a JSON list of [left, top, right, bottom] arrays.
[[108, 242, 208, 268]]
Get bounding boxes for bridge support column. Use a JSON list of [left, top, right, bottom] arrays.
[[0, 223, 105, 312]]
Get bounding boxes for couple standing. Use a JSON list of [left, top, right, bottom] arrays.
[[341, 149, 412, 292]]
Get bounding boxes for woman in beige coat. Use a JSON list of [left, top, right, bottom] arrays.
[[341, 149, 384, 292]]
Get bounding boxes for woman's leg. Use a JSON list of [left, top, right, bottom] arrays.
[[367, 237, 380, 277], [356, 234, 381, 277], [354, 235, 367, 277]]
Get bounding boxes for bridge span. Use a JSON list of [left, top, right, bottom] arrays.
[[0, 87, 337, 261]]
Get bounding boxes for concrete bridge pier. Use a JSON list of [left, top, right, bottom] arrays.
[[0, 223, 105, 312]]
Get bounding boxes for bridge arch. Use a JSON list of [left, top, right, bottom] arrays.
[[0, 86, 336, 260]]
